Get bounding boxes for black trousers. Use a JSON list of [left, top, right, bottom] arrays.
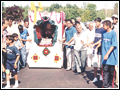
[[102, 64, 115, 88]]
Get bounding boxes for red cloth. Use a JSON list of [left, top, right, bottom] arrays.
[[35, 26, 41, 39], [62, 24, 65, 37]]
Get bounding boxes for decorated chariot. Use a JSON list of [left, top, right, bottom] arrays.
[[27, 2, 65, 68]]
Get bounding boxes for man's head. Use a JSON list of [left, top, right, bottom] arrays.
[[71, 19, 75, 25], [75, 21, 80, 27], [6, 35, 14, 44], [6, 16, 14, 26], [24, 19, 29, 28], [76, 17, 81, 23], [111, 14, 118, 24], [102, 20, 112, 30], [18, 25, 23, 33], [66, 19, 72, 29], [94, 17, 101, 28], [76, 25, 82, 33], [88, 22, 93, 31], [12, 33, 18, 41], [2, 20, 8, 29]]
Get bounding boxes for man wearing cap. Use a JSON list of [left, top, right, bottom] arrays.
[[111, 14, 118, 86], [112, 14, 118, 40]]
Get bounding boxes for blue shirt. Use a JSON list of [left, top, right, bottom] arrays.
[[20, 28, 28, 45], [93, 27, 104, 55], [65, 26, 77, 49], [102, 30, 118, 65], [6, 45, 20, 63]]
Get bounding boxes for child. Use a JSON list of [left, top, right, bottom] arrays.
[[101, 20, 118, 88], [90, 17, 104, 83], [12, 33, 22, 73], [3, 35, 20, 88], [2, 35, 7, 82]]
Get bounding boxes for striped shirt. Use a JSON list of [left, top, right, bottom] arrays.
[[93, 27, 104, 55]]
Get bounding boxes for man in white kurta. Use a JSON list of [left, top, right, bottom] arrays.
[[85, 22, 95, 67], [67, 25, 87, 75]]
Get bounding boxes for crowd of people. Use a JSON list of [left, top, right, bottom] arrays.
[[60, 15, 118, 88], [2, 16, 32, 88], [2, 14, 118, 88]]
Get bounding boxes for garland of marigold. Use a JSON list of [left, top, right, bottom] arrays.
[[30, 2, 43, 25]]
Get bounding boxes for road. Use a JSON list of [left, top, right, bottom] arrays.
[[2, 66, 118, 88]]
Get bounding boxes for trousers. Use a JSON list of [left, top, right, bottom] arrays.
[[102, 65, 115, 88]]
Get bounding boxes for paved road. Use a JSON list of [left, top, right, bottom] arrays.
[[2, 66, 118, 88]]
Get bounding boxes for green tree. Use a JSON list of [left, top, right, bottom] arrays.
[[96, 9, 105, 20], [114, 3, 118, 15], [49, 3, 62, 12], [85, 3, 97, 21], [2, 2, 5, 7]]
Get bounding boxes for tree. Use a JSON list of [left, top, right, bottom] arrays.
[[85, 3, 97, 21], [114, 3, 118, 15], [2, 2, 5, 7], [20, 5, 30, 19], [49, 3, 62, 12], [4, 5, 24, 21], [96, 9, 105, 20]]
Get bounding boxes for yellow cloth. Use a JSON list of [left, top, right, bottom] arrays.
[[30, 2, 43, 25]]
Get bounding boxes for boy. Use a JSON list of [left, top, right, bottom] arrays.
[[101, 20, 118, 88], [3, 35, 20, 88], [18, 25, 32, 68], [12, 33, 22, 73], [2, 35, 7, 82], [90, 17, 104, 83]]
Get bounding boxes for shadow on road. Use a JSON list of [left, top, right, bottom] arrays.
[[80, 70, 102, 88]]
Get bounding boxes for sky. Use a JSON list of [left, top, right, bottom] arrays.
[[2, 1, 119, 10]]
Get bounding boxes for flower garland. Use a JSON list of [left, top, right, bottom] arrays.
[[55, 12, 62, 24], [39, 12, 52, 22], [29, 11, 34, 23]]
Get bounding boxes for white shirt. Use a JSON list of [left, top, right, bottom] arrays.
[[73, 31, 87, 51], [80, 22, 87, 31], [6, 24, 20, 35], [85, 29, 95, 43]]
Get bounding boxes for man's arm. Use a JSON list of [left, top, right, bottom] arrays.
[[66, 37, 74, 46], [18, 34, 24, 47], [21, 38, 32, 42], [58, 37, 66, 43], [104, 46, 114, 60], [90, 39, 101, 48]]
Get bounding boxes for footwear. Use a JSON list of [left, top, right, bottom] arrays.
[[75, 72, 81, 75], [17, 71, 19, 73], [12, 84, 19, 88], [66, 68, 71, 71], [99, 75, 102, 81], [92, 77, 98, 83], [4, 85, 11, 88], [115, 83, 118, 86]]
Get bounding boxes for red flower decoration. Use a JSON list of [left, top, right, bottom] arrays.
[[54, 54, 61, 63], [43, 47, 50, 56], [31, 53, 40, 63]]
